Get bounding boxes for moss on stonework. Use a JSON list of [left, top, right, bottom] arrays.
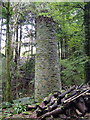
[[35, 16, 61, 102]]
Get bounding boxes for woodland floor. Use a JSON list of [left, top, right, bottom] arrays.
[[1, 84, 90, 120], [3, 113, 90, 120], [2, 105, 90, 120]]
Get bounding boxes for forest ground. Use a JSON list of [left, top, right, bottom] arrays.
[[1, 97, 90, 120]]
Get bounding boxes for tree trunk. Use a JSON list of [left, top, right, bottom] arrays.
[[6, 1, 12, 102], [14, 24, 19, 68], [14, 24, 19, 98], [35, 16, 61, 101], [64, 36, 68, 59], [84, 2, 90, 84], [31, 25, 33, 56], [18, 24, 22, 58], [60, 38, 65, 59], [58, 41, 61, 60]]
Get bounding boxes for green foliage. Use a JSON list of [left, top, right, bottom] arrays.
[[1, 3, 14, 20], [3, 109, 13, 117], [13, 103, 26, 114], [21, 57, 35, 81], [1, 97, 36, 119], [2, 102, 12, 109], [1, 6, 7, 19], [60, 53, 88, 86], [47, 2, 86, 86]]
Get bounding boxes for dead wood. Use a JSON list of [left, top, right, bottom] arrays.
[[29, 84, 90, 120]]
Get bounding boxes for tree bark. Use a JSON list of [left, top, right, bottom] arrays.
[[58, 41, 61, 60], [6, 1, 12, 102], [84, 2, 90, 84], [35, 16, 61, 101], [64, 36, 68, 59], [60, 39, 65, 59], [31, 15, 34, 56], [18, 24, 22, 58], [14, 24, 19, 68]]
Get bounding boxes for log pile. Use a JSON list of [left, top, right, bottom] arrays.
[[28, 84, 90, 120]]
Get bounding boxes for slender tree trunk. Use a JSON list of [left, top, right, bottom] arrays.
[[6, 1, 12, 102], [84, 2, 90, 84], [58, 41, 61, 59], [14, 24, 19, 68], [31, 40, 33, 56], [30, 15, 34, 57], [60, 39, 65, 59], [35, 16, 61, 101], [19, 24, 22, 58], [0, 6, 2, 102], [31, 24, 33, 56], [10, 21, 14, 60], [14, 24, 19, 98], [64, 36, 68, 59]]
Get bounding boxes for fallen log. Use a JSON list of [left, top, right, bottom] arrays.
[[64, 89, 90, 103], [29, 84, 90, 120], [57, 85, 76, 104]]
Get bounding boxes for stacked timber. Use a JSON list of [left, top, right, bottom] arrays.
[[28, 84, 90, 120]]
